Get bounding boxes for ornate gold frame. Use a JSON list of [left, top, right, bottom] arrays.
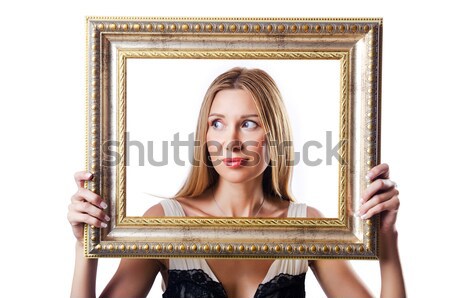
[[85, 17, 382, 259]]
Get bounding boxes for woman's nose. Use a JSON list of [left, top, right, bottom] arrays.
[[226, 139, 243, 152], [224, 125, 243, 152]]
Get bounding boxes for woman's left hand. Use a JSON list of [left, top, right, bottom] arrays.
[[359, 163, 400, 233]]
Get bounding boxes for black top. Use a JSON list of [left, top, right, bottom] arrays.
[[163, 269, 306, 298]]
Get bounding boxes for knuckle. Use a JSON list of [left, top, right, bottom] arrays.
[[374, 203, 384, 213], [88, 191, 101, 203], [70, 194, 78, 202], [81, 201, 91, 210], [68, 214, 78, 225], [364, 210, 373, 218], [92, 207, 103, 218], [92, 194, 102, 205], [74, 172, 85, 184], [80, 189, 95, 202], [394, 197, 400, 209], [389, 180, 396, 188], [74, 171, 81, 180], [67, 215, 78, 226], [76, 188, 84, 197], [360, 195, 366, 204], [372, 194, 381, 204], [75, 170, 90, 178], [82, 214, 92, 224]]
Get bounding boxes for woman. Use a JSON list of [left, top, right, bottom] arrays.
[[68, 67, 405, 297]]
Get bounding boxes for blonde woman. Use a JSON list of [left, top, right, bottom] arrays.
[[69, 67, 405, 298]]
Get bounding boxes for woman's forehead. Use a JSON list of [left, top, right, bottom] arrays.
[[210, 89, 259, 115]]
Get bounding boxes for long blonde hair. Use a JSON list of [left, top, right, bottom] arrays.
[[175, 67, 295, 201]]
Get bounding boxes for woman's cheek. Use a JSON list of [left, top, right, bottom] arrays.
[[206, 134, 224, 166], [243, 141, 265, 167]]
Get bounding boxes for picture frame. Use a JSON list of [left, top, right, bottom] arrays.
[[85, 17, 382, 259]]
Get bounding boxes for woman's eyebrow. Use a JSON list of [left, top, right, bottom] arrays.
[[208, 113, 259, 118], [240, 114, 259, 118], [208, 113, 225, 118]]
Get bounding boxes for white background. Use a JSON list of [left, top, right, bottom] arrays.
[[126, 59, 340, 217], [1, 1, 448, 297]]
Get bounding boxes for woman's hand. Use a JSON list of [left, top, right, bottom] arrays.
[[359, 163, 400, 233], [67, 171, 110, 243]]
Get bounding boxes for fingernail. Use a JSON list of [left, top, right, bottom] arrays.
[[101, 222, 107, 228], [87, 172, 93, 179], [355, 211, 360, 217], [360, 198, 364, 204], [100, 202, 108, 209], [361, 214, 368, 220], [105, 215, 110, 221]]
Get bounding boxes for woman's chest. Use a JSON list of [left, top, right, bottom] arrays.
[[161, 258, 275, 298], [207, 259, 275, 297]]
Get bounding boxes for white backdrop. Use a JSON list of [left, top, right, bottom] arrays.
[[0, 1, 448, 297], [126, 59, 340, 218]]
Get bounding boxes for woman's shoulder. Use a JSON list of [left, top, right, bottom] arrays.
[[306, 205, 324, 218], [282, 198, 323, 218], [287, 200, 324, 218], [143, 197, 193, 217], [143, 202, 166, 217]]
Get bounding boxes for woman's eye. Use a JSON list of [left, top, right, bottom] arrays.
[[242, 120, 257, 129], [211, 120, 224, 129]]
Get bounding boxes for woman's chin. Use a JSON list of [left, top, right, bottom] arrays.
[[214, 169, 265, 185]]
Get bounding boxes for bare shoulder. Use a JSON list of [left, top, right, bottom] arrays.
[[176, 195, 198, 206], [173, 196, 197, 211], [176, 195, 213, 216], [306, 206, 325, 218], [143, 203, 165, 217], [143, 197, 203, 217]]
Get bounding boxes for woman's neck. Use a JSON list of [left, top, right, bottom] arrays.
[[212, 177, 265, 217]]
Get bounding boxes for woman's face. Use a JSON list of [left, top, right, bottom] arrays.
[[206, 88, 269, 184]]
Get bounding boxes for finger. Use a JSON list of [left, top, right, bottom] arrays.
[[359, 194, 400, 220], [71, 187, 107, 209], [69, 201, 110, 223], [361, 178, 397, 204], [366, 163, 389, 181], [74, 171, 94, 188], [67, 212, 108, 228], [359, 187, 399, 216]]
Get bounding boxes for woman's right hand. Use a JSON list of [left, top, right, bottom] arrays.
[[67, 171, 110, 243]]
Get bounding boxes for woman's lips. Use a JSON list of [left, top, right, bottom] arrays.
[[222, 158, 247, 168]]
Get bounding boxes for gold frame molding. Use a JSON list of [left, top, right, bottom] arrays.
[[85, 17, 382, 259]]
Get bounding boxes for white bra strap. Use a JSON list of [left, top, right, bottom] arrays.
[[159, 199, 186, 216], [287, 202, 307, 218]]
